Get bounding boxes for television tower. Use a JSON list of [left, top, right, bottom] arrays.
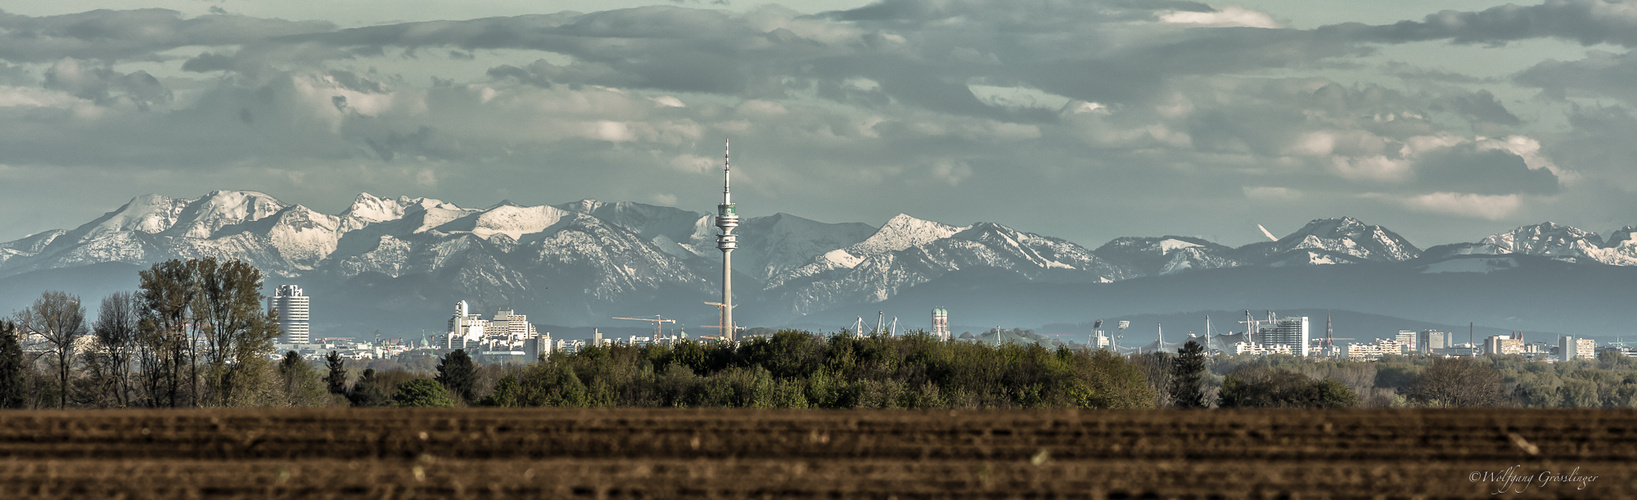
[[716, 139, 738, 342]]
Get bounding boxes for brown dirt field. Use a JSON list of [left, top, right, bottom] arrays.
[[0, 408, 1627, 498]]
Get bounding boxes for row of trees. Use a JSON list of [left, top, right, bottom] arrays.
[[476, 330, 1156, 409], [1, 258, 288, 408]]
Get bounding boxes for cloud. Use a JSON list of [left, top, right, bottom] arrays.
[[1159, 7, 1282, 29], [0, 2, 1630, 248], [0, 9, 332, 63], [1323, 0, 1637, 48], [1411, 144, 1559, 195], [1515, 50, 1637, 103], [1397, 192, 1522, 220]]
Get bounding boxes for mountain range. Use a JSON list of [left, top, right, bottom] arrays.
[[3, 190, 1634, 340]]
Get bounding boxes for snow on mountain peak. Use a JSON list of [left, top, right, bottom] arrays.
[[74, 193, 191, 240], [849, 213, 963, 255], [166, 190, 286, 238], [470, 204, 569, 240], [560, 199, 604, 214], [343, 192, 408, 223], [1481, 222, 1603, 253], [1276, 217, 1420, 262]]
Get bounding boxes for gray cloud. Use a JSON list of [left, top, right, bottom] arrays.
[[1322, 0, 1637, 47], [1516, 50, 1637, 102], [0, 9, 332, 62], [0, 1, 1632, 250], [1413, 145, 1558, 195]]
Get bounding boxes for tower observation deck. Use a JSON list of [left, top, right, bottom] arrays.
[[716, 139, 738, 342]]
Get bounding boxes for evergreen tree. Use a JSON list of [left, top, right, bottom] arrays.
[[0, 321, 26, 409], [436, 349, 476, 402], [393, 378, 455, 408], [324, 351, 347, 395], [347, 368, 390, 407], [1170, 340, 1208, 409]]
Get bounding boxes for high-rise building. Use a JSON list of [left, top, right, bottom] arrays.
[[491, 309, 538, 340], [931, 307, 949, 341], [1418, 330, 1451, 354], [715, 139, 738, 342], [269, 285, 310, 344], [1257, 317, 1310, 357], [447, 301, 486, 349], [1395, 330, 1418, 353], [1560, 336, 1596, 361], [526, 331, 554, 361]]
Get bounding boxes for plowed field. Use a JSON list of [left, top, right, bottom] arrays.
[[0, 408, 1628, 498]]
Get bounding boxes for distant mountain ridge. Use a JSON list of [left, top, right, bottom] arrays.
[[2, 191, 1634, 336]]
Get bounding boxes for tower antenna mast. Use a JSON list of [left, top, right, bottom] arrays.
[[715, 139, 739, 342]]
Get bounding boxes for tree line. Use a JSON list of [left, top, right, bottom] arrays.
[[2, 258, 300, 408], [5, 259, 1636, 410]]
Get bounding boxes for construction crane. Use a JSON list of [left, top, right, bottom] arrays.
[[613, 315, 675, 338], [703, 301, 738, 341]]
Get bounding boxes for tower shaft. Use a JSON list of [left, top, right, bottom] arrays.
[[715, 139, 738, 342]]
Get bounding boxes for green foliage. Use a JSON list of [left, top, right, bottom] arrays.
[[325, 351, 347, 395], [0, 321, 25, 409], [347, 368, 392, 407], [1219, 365, 1358, 409], [393, 378, 456, 408], [436, 349, 476, 403], [500, 331, 1154, 410], [1170, 341, 1208, 409], [277, 351, 329, 407]]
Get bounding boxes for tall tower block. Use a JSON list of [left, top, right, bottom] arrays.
[[716, 139, 739, 342], [269, 285, 310, 344]]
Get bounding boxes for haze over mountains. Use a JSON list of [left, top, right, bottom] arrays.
[[2, 191, 1634, 340]]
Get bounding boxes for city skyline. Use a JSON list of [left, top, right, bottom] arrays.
[[1, 1, 1635, 249]]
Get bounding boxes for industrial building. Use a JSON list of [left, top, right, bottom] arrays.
[[269, 285, 310, 344]]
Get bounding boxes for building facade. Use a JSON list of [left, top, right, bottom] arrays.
[[269, 285, 310, 344], [1486, 334, 1526, 356], [1418, 330, 1452, 354], [1344, 339, 1403, 360], [1257, 317, 1310, 357], [1560, 336, 1596, 361], [447, 300, 486, 349], [1395, 330, 1418, 353]]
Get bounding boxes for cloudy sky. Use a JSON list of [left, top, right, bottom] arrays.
[[2, 0, 1635, 249]]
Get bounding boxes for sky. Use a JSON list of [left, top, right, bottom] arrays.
[[2, 0, 1636, 249]]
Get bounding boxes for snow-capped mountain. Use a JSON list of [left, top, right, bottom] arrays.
[[2, 192, 1634, 334], [1093, 236, 1239, 277], [1245, 217, 1421, 264], [1420, 221, 1637, 265]]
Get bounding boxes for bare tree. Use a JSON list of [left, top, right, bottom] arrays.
[[91, 292, 141, 407], [1408, 357, 1509, 408], [138, 259, 198, 408], [16, 291, 88, 409], [193, 258, 280, 405]]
